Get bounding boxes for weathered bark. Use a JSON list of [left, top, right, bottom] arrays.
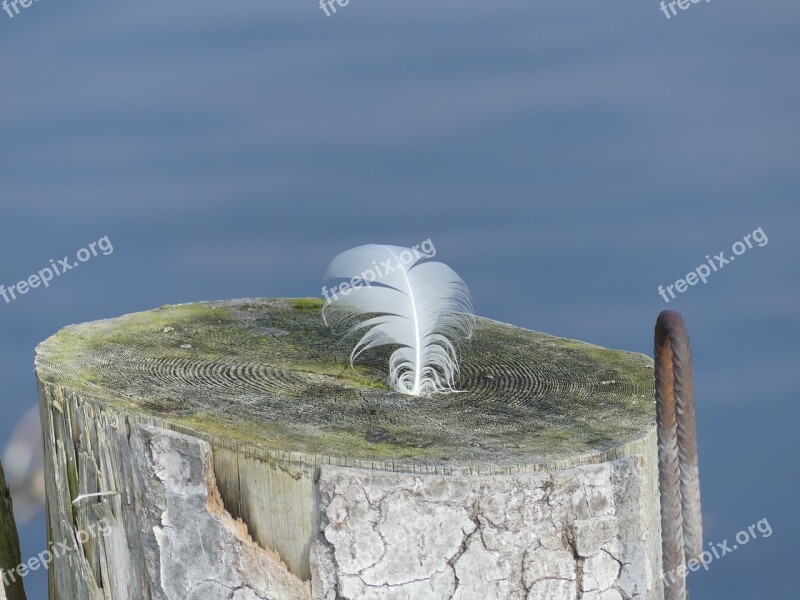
[[35, 298, 666, 600], [311, 451, 658, 599], [0, 461, 26, 600]]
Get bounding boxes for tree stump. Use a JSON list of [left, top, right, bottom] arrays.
[[35, 298, 664, 600], [1, 461, 26, 600]]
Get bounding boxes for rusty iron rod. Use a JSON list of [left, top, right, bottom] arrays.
[[655, 310, 703, 599], [655, 326, 686, 600]]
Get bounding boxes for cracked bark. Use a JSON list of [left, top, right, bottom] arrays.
[[38, 410, 311, 600], [312, 457, 661, 600], [35, 298, 665, 600]]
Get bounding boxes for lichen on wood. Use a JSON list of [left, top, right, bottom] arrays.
[[35, 298, 663, 599], [36, 298, 655, 471]]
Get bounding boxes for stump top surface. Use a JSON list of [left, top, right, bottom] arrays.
[[36, 298, 656, 472]]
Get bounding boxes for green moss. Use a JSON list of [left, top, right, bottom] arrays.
[[36, 298, 656, 467], [291, 298, 325, 310], [313, 429, 443, 460], [292, 362, 390, 391]]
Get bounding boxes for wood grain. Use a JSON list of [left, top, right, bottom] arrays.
[[35, 298, 663, 599]]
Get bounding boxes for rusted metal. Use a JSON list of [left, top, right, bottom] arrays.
[[655, 310, 703, 599]]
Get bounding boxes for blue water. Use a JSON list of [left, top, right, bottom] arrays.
[[1, 0, 797, 597]]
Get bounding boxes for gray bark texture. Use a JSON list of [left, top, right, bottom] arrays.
[[35, 298, 667, 600], [312, 456, 657, 600]]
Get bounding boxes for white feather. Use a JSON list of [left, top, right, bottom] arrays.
[[321, 244, 474, 396]]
